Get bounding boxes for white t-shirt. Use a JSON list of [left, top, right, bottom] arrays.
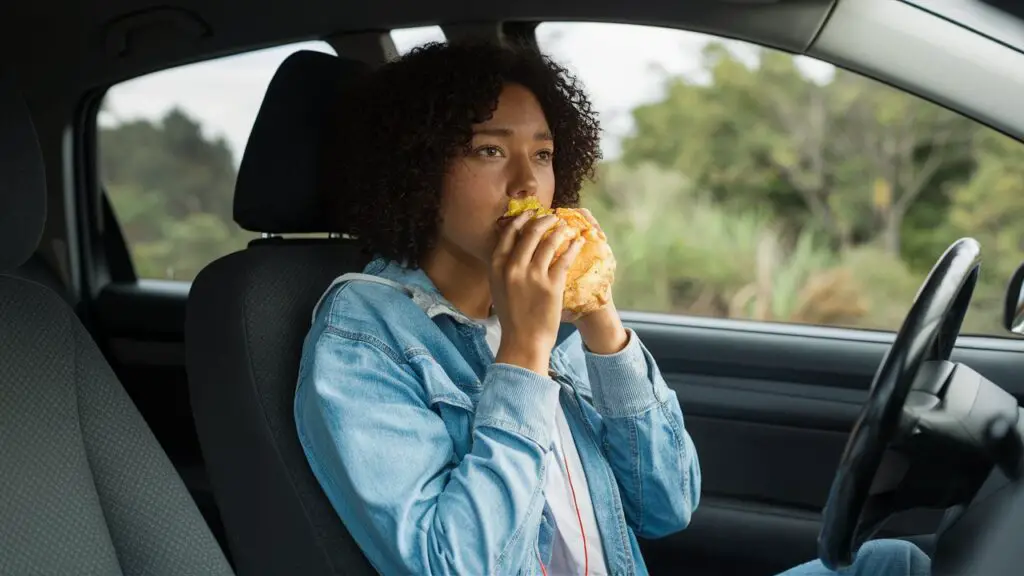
[[478, 315, 608, 576]]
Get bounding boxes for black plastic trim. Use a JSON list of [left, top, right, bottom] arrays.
[[626, 313, 1024, 396], [100, 191, 136, 282]]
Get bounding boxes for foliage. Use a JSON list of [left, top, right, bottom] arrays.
[[99, 42, 1024, 336], [614, 42, 1021, 335], [946, 130, 1024, 333], [623, 44, 977, 256], [583, 162, 870, 326], [100, 109, 252, 281]]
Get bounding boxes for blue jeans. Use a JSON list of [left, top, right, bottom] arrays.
[[779, 540, 930, 576]]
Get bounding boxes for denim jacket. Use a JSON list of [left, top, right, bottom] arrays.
[[294, 258, 701, 576]]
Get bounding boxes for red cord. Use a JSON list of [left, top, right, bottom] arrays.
[[537, 449, 590, 576], [563, 451, 589, 576], [537, 549, 549, 576]]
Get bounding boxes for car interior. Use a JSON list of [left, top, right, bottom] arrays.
[[3, 0, 1024, 575]]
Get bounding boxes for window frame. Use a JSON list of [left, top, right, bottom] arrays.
[[87, 39, 343, 289], [87, 29, 460, 289], [74, 19, 1024, 345]]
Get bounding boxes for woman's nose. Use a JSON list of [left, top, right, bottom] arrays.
[[506, 155, 539, 199]]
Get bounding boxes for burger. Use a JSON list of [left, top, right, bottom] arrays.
[[503, 197, 616, 316]]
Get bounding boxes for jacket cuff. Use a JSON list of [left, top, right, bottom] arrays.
[[474, 363, 561, 448], [586, 328, 670, 417]]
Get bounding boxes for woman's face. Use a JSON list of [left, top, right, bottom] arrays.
[[435, 83, 556, 265]]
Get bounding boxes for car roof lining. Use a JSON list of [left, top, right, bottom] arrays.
[[811, 0, 1024, 142]]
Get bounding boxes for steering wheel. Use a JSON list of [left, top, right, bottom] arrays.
[[817, 238, 981, 570]]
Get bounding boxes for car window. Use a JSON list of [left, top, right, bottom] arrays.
[[536, 21, 1024, 337], [391, 26, 446, 55], [99, 28, 451, 284], [98, 40, 336, 282]]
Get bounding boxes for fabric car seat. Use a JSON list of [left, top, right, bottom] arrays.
[[184, 51, 377, 576], [0, 70, 233, 576]]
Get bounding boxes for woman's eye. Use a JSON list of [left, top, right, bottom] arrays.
[[537, 150, 554, 162], [476, 146, 503, 158]]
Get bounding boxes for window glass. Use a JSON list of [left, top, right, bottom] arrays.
[[98, 41, 335, 281], [536, 22, 1024, 336], [390, 26, 446, 55]]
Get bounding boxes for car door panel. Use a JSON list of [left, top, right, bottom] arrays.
[[627, 314, 1023, 575]]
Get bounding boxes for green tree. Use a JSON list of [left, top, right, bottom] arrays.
[[623, 43, 976, 257], [99, 108, 250, 280], [624, 45, 809, 239], [946, 130, 1024, 333], [828, 69, 976, 255], [614, 41, 1024, 335], [582, 161, 872, 327]]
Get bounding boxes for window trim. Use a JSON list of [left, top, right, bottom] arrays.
[[620, 311, 1024, 348], [74, 83, 125, 303]]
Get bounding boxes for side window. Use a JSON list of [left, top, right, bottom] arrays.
[[536, 22, 1024, 337], [98, 41, 335, 282], [391, 26, 446, 55]]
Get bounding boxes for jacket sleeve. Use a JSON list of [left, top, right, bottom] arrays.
[[295, 327, 560, 576], [584, 328, 702, 539]]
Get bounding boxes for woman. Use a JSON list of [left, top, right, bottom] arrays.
[[294, 41, 930, 576]]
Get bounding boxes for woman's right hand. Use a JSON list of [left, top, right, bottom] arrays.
[[490, 211, 585, 375]]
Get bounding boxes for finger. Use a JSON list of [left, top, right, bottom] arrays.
[[492, 211, 535, 267], [507, 214, 559, 269], [551, 237, 585, 283], [496, 209, 531, 227], [580, 208, 608, 240], [578, 208, 600, 229], [533, 223, 577, 271]]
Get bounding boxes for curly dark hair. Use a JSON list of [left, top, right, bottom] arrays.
[[328, 40, 602, 267]]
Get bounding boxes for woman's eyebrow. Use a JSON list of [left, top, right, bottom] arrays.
[[473, 127, 554, 141]]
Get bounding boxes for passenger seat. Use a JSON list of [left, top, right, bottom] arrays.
[[0, 70, 234, 576], [12, 253, 73, 304]]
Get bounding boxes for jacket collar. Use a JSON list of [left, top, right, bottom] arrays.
[[368, 257, 481, 327], [367, 257, 579, 349]]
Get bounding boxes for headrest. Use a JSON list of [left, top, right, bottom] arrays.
[[0, 72, 46, 271], [233, 51, 371, 234]]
